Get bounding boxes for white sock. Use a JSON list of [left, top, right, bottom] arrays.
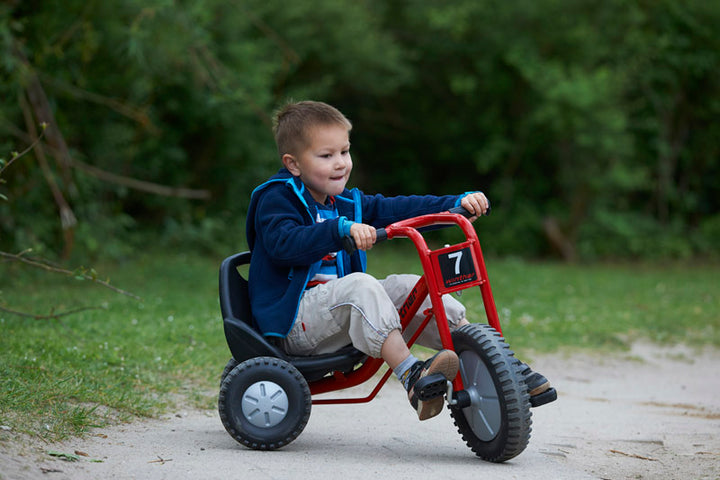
[[394, 354, 420, 390]]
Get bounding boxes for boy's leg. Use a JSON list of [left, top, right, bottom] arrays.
[[379, 274, 466, 350], [281, 272, 404, 358]]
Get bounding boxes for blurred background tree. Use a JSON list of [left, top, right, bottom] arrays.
[[2, 0, 719, 261]]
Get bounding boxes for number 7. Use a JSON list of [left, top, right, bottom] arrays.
[[448, 251, 463, 275]]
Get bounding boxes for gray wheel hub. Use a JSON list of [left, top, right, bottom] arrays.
[[459, 351, 502, 441], [241, 381, 289, 428]]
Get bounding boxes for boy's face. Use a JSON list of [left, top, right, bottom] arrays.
[[283, 124, 352, 204]]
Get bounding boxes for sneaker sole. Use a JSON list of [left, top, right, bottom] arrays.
[[417, 395, 445, 421], [425, 350, 460, 381], [528, 380, 551, 397]]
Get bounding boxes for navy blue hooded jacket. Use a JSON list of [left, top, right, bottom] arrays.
[[246, 168, 464, 338]]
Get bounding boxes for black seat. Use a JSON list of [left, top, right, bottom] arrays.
[[219, 252, 367, 382]]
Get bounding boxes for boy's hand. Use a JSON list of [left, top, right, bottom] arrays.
[[460, 192, 490, 220], [350, 222, 377, 251]]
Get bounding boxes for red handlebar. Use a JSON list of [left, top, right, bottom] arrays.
[[342, 205, 487, 255]]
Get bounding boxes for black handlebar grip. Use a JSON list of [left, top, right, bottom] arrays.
[[342, 228, 388, 255], [341, 235, 357, 255], [376, 228, 388, 243], [448, 205, 491, 217]]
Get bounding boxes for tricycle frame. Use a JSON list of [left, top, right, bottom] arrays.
[[311, 211, 501, 404]]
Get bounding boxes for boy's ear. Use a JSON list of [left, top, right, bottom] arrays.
[[282, 154, 301, 177]]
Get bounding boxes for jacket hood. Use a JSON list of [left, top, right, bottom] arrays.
[[246, 168, 301, 251]]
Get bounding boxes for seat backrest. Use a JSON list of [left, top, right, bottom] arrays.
[[219, 251, 252, 325], [219, 251, 369, 379]]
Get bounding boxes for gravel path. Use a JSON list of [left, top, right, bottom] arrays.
[[2, 342, 719, 480]]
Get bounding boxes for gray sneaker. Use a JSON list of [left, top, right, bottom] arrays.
[[404, 350, 459, 421]]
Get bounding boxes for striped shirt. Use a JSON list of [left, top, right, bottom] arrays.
[[307, 197, 342, 288]]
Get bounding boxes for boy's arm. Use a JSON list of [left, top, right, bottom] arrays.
[[358, 191, 489, 228], [359, 192, 465, 228]]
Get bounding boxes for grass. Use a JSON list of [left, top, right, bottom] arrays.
[[1, 245, 718, 441], [370, 244, 720, 352], [1, 252, 224, 441]]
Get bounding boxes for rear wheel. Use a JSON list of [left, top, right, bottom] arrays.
[[449, 324, 532, 462], [220, 358, 238, 387], [218, 356, 311, 450]]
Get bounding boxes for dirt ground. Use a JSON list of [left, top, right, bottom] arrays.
[[2, 342, 719, 480]]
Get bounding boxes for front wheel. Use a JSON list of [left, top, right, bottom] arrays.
[[449, 324, 532, 462]]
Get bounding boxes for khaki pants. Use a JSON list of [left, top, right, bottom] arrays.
[[280, 272, 466, 358]]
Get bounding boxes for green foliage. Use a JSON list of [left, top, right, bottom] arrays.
[[1, 0, 719, 260]]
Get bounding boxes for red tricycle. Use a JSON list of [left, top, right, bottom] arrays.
[[217, 206, 556, 462]]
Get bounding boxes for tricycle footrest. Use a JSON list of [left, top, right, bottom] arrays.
[[530, 387, 557, 408], [414, 373, 450, 401]]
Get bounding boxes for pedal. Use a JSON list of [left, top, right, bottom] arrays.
[[530, 387, 557, 408], [414, 373, 449, 401]]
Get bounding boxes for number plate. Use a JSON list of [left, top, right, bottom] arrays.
[[436, 246, 478, 289]]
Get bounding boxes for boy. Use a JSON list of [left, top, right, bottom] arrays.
[[246, 100, 551, 420]]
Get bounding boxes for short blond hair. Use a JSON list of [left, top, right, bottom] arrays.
[[273, 100, 352, 158]]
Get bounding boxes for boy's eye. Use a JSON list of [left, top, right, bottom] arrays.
[[341, 150, 350, 156]]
